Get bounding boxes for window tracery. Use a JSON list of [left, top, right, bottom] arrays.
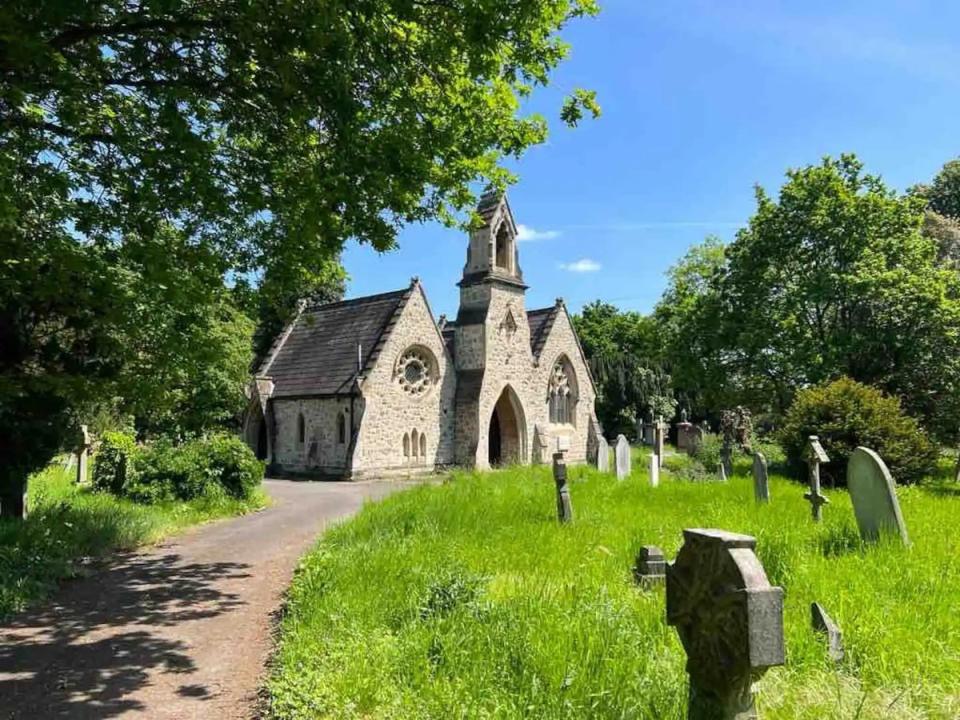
[[548, 358, 577, 424], [396, 346, 436, 396]]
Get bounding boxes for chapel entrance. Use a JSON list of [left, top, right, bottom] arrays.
[[487, 386, 526, 466]]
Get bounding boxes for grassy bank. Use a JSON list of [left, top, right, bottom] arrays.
[[267, 451, 959, 719], [0, 459, 267, 618]]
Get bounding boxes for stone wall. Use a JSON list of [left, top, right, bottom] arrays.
[[352, 284, 456, 477], [272, 396, 354, 474]]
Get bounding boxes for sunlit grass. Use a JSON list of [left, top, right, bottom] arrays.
[[268, 450, 960, 719], [0, 459, 268, 618]]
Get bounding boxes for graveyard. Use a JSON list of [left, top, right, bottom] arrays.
[[265, 448, 960, 720]]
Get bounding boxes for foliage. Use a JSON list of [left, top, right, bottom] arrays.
[[0, 0, 599, 514], [572, 301, 672, 436], [0, 460, 266, 618], [924, 158, 960, 220], [267, 464, 960, 719], [93, 433, 264, 503], [778, 378, 938, 485]]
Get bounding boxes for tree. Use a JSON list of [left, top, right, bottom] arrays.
[[715, 154, 960, 438], [573, 301, 672, 437], [926, 158, 960, 220], [1, 1, 599, 516]]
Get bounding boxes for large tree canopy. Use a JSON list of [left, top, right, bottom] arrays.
[[0, 0, 599, 516]]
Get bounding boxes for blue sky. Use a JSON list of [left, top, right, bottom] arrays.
[[342, 0, 960, 319]]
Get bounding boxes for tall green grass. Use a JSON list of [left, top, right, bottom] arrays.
[[0, 459, 267, 618], [268, 452, 960, 719]]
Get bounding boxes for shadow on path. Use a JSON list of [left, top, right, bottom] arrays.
[[0, 551, 249, 718]]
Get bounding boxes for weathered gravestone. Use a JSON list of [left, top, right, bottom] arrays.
[[804, 436, 830, 522], [615, 435, 631, 480], [76, 424, 92, 485], [666, 529, 785, 720], [596, 435, 610, 473], [649, 452, 660, 488], [654, 417, 665, 468], [633, 545, 666, 586], [752, 452, 769, 503], [846, 447, 909, 545], [717, 461, 727, 482], [553, 452, 573, 524], [810, 602, 844, 663]]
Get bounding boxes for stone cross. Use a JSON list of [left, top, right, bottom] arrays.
[[76, 424, 92, 485], [666, 529, 785, 720], [633, 545, 666, 586], [615, 434, 631, 480], [811, 602, 844, 663], [648, 452, 660, 487], [654, 416, 665, 468], [846, 447, 909, 545], [752, 452, 769, 503], [804, 436, 830, 522], [596, 435, 610, 473], [553, 452, 573, 523]]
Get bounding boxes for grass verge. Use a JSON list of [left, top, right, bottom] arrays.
[[0, 459, 268, 619], [267, 452, 960, 719]]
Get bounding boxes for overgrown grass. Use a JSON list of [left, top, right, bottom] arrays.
[[0, 459, 267, 618], [268, 451, 960, 719]]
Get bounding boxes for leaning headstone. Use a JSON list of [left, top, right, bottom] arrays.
[[648, 453, 660, 487], [804, 435, 830, 522], [553, 452, 573, 523], [596, 435, 610, 472], [615, 435, 631, 480], [752, 452, 770, 503], [666, 529, 785, 720], [811, 602, 845, 662], [76, 424, 92, 485], [633, 545, 666, 586], [717, 461, 727, 482], [846, 447, 909, 545]]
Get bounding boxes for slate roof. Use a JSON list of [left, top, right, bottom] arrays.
[[527, 305, 560, 360], [260, 286, 411, 397]]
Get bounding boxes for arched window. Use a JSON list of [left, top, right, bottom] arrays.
[[297, 413, 305, 444], [403, 432, 410, 459], [495, 222, 512, 271], [548, 358, 577, 425], [411, 429, 419, 459], [419, 432, 426, 460], [337, 412, 346, 444]]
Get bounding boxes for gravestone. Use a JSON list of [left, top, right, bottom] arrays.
[[649, 452, 660, 487], [717, 461, 727, 482], [804, 436, 830, 522], [654, 417, 665, 468], [76, 424, 92, 485], [596, 435, 610, 472], [615, 435, 631, 480], [752, 452, 769, 503], [811, 602, 844, 662], [846, 447, 909, 545], [553, 452, 573, 524], [666, 529, 785, 720], [633, 545, 666, 585]]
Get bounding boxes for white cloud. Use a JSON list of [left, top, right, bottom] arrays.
[[559, 258, 601, 273], [516, 223, 560, 242]]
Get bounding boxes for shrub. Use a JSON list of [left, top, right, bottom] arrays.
[[778, 377, 937, 485], [92, 432, 138, 496], [186, 434, 264, 500]]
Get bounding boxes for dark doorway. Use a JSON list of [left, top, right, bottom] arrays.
[[488, 410, 503, 466], [256, 418, 268, 460]]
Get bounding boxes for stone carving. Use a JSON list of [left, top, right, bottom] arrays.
[[633, 545, 666, 586], [804, 436, 830, 522], [752, 452, 769, 503], [680, 407, 689, 423], [846, 447, 909, 545], [649, 452, 660, 487], [615, 435, 631, 480], [596, 435, 610, 472], [666, 529, 785, 720], [811, 602, 844, 662], [76, 424, 92, 485], [553, 452, 573, 523]]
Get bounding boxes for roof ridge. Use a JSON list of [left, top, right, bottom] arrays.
[[305, 287, 408, 313]]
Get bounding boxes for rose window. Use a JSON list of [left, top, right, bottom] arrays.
[[396, 347, 435, 396]]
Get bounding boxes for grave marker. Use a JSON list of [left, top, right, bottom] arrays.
[[654, 417, 665, 468], [76, 424, 92, 485], [666, 529, 785, 720], [596, 435, 610, 472], [804, 436, 830, 522], [633, 545, 666, 586], [553, 452, 573, 524], [752, 452, 770, 503], [811, 602, 844, 663], [649, 453, 660, 487], [846, 447, 909, 545], [615, 435, 631, 480]]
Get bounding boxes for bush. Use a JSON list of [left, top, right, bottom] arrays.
[[186, 434, 264, 500], [92, 431, 138, 496], [778, 377, 938, 485]]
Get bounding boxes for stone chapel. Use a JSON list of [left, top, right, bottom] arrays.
[[242, 190, 600, 478]]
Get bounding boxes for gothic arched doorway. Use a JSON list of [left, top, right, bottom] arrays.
[[487, 385, 526, 466]]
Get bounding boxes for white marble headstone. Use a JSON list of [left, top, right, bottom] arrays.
[[648, 452, 659, 487], [615, 435, 631, 480], [846, 447, 909, 545], [596, 435, 610, 472]]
